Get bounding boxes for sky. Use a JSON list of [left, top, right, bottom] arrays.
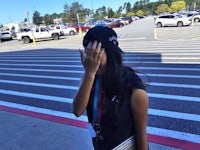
[[0, 0, 157, 25]]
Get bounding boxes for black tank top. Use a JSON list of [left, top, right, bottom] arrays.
[[87, 68, 146, 149]]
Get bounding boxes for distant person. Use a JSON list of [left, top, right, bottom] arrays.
[[73, 26, 149, 150]]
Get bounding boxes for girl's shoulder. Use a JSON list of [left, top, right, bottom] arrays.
[[122, 66, 146, 90]]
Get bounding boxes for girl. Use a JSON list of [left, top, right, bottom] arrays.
[[73, 26, 149, 150]]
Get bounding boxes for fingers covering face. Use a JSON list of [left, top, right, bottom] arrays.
[[85, 41, 104, 60]]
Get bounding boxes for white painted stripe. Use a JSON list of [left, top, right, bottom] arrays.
[[0, 88, 199, 103], [0, 73, 80, 80], [139, 73, 200, 79], [1, 79, 199, 89], [149, 108, 200, 122], [0, 90, 73, 103], [0, 65, 200, 71], [0, 64, 199, 71], [0, 63, 82, 67], [0, 80, 78, 90], [147, 126, 200, 144], [119, 37, 146, 40], [150, 82, 200, 89], [0, 57, 80, 59], [148, 93, 200, 102], [0, 60, 81, 62], [1, 72, 199, 79], [0, 101, 88, 122], [0, 68, 83, 73], [135, 67, 200, 71]]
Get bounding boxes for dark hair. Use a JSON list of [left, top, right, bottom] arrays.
[[102, 44, 125, 99]]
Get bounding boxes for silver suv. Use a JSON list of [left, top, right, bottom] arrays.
[[155, 14, 192, 28]]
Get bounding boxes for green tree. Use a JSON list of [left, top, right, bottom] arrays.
[[43, 14, 54, 25], [126, 12, 135, 17], [32, 10, 42, 25], [136, 9, 144, 16], [170, 1, 186, 12], [64, 2, 90, 23], [107, 8, 115, 18], [156, 4, 170, 14], [123, 2, 132, 13], [117, 6, 123, 17], [11, 26, 15, 31], [94, 6, 107, 19]]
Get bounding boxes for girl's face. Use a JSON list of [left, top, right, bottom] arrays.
[[97, 49, 107, 74]]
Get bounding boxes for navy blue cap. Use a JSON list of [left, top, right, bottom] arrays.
[[83, 26, 123, 53]]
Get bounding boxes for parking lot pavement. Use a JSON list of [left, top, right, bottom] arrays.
[[154, 22, 200, 40], [0, 110, 183, 150], [0, 34, 84, 52], [0, 110, 93, 150]]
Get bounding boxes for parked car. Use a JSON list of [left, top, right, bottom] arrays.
[[16, 27, 60, 44], [108, 20, 124, 28], [95, 20, 109, 27], [155, 14, 192, 27], [70, 23, 91, 32], [53, 25, 76, 36], [120, 17, 133, 24], [0, 31, 13, 41]]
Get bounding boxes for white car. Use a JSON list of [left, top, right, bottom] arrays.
[[53, 25, 77, 36], [1, 31, 13, 41], [16, 27, 60, 44], [155, 14, 192, 28]]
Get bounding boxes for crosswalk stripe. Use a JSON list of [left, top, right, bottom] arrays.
[[0, 100, 88, 122], [1, 78, 200, 89], [147, 127, 200, 144], [1, 72, 200, 79]]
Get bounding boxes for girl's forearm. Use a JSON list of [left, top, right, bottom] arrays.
[[73, 73, 95, 117]]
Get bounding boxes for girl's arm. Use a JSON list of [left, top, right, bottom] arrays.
[[131, 89, 149, 150], [73, 73, 95, 117], [73, 41, 104, 117]]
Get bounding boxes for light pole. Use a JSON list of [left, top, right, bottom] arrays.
[[26, 11, 36, 45], [91, 0, 94, 15]]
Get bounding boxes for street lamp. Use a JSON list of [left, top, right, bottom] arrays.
[[25, 11, 36, 45], [91, 0, 94, 15]]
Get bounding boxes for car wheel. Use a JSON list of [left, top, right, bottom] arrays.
[[60, 31, 64, 36], [157, 22, 162, 28], [194, 18, 200, 23], [69, 31, 75, 35], [52, 34, 59, 40], [177, 21, 183, 27], [22, 37, 30, 44]]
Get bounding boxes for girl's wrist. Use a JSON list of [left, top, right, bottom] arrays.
[[84, 72, 96, 80]]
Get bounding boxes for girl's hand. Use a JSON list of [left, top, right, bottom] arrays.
[[79, 41, 104, 76]]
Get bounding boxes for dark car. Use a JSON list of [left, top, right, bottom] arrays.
[[108, 20, 124, 28], [121, 17, 133, 24], [70, 23, 91, 32]]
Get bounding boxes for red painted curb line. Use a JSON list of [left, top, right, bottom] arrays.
[[1, 105, 200, 149]]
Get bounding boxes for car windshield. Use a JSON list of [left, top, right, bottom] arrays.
[[176, 14, 183, 18]]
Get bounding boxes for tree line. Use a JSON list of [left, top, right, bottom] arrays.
[[31, 0, 200, 26]]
